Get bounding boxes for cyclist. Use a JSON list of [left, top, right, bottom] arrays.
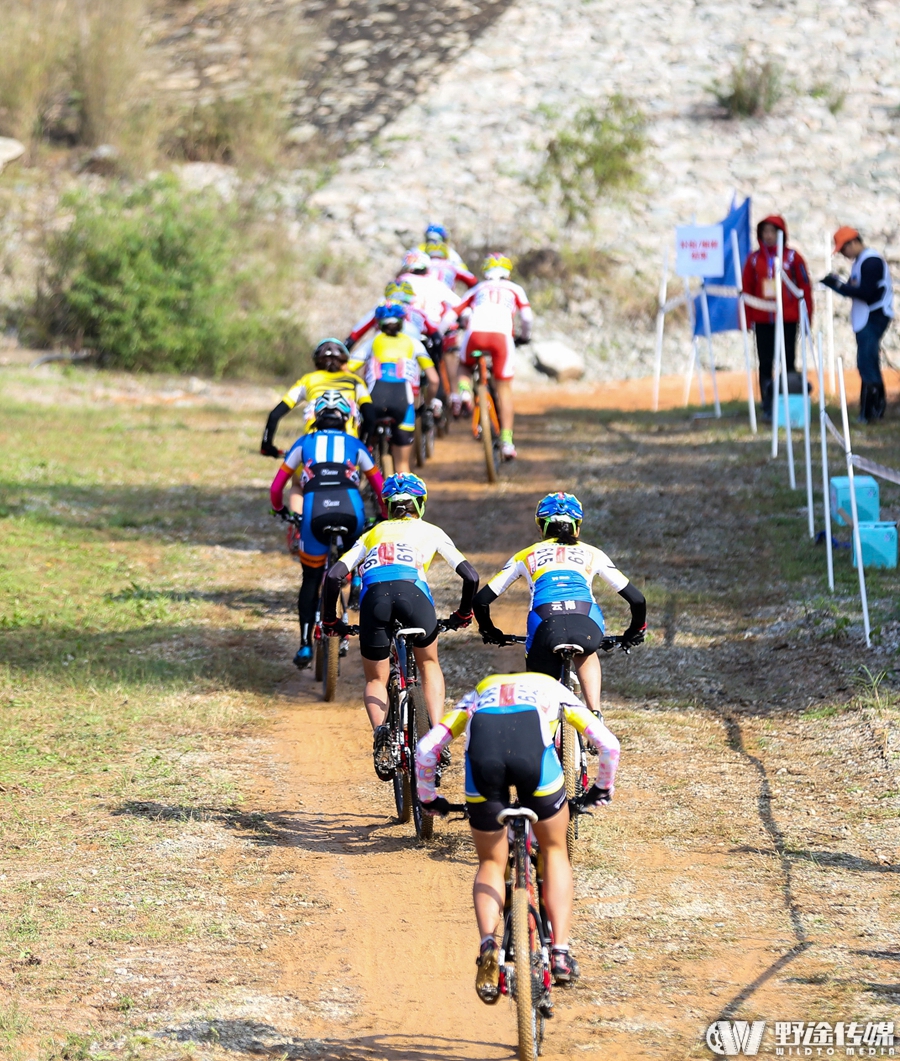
[[260, 338, 373, 457], [419, 223, 477, 290], [344, 279, 439, 351], [321, 473, 479, 773], [473, 493, 646, 716], [455, 254, 533, 460], [416, 670, 620, 997], [270, 391, 387, 669], [352, 301, 441, 475]]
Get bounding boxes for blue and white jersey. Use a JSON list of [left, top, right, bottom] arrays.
[[282, 429, 374, 491]]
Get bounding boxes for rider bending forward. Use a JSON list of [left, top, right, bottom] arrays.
[[322, 473, 478, 774], [474, 492, 646, 716], [270, 392, 387, 670], [416, 671, 620, 998]]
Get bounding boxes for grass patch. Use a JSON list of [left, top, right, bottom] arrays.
[[712, 49, 784, 118]]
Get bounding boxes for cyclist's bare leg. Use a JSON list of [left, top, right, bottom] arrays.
[[288, 480, 303, 515], [532, 807, 573, 946], [495, 378, 514, 436], [412, 642, 444, 726], [445, 350, 459, 394], [391, 444, 411, 475], [471, 826, 508, 939], [362, 656, 390, 729], [573, 653, 602, 715]]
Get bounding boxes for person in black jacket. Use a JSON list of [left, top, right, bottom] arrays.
[[822, 227, 895, 422]]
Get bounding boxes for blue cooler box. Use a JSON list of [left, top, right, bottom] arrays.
[[830, 475, 880, 526], [774, 394, 810, 429], [852, 522, 898, 569]]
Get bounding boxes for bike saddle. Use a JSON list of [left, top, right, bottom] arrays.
[[396, 626, 427, 638], [497, 806, 538, 826], [552, 643, 582, 654]]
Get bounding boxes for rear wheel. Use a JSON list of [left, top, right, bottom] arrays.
[[322, 634, 340, 701], [560, 722, 581, 864], [512, 886, 538, 1061], [480, 387, 498, 484], [408, 685, 434, 841], [391, 692, 411, 823], [413, 413, 426, 469], [314, 637, 324, 681]]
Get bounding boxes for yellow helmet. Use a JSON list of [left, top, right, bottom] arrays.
[[425, 240, 449, 260], [483, 253, 512, 279]]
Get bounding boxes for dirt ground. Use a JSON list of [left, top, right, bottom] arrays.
[[2, 366, 900, 1060]]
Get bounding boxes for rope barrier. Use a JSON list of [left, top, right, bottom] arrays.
[[823, 413, 847, 450], [741, 293, 777, 312], [851, 454, 900, 488]]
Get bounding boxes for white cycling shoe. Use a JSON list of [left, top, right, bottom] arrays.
[[501, 440, 517, 460]]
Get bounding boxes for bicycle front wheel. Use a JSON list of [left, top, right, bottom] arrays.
[[512, 886, 538, 1061], [480, 388, 498, 484], [408, 685, 433, 841], [391, 691, 411, 823]]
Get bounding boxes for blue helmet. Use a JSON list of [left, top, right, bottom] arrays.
[[535, 492, 583, 536], [375, 299, 407, 323], [383, 473, 427, 518], [425, 223, 448, 242]]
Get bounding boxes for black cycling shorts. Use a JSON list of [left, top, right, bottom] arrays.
[[358, 581, 437, 660], [369, 381, 415, 447], [526, 614, 604, 680], [465, 710, 567, 833]]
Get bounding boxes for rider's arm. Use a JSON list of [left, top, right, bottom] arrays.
[[269, 463, 292, 512], [618, 581, 647, 643], [345, 310, 376, 350], [473, 555, 523, 634], [415, 698, 474, 802], [559, 690, 621, 794], [261, 400, 291, 456], [432, 530, 479, 615], [322, 540, 366, 621]]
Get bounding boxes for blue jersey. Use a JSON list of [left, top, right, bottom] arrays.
[[282, 429, 375, 491]]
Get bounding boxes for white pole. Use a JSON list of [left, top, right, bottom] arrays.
[[800, 303, 814, 537], [818, 332, 834, 592], [837, 356, 870, 646], [682, 277, 695, 405], [731, 228, 757, 434], [825, 233, 836, 395], [700, 286, 721, 417], [653, 245, 669, 412], [775, 232, 796, 488]]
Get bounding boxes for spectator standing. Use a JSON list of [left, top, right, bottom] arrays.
[[822, 227, 894, 423], [742, 215, 813, 419]]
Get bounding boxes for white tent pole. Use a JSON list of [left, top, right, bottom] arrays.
[[800, 302, 814, 537], [682, 277, 695, 406], [825, 232, 836, 395], [731, 228, 757, 434], [700, 286, 721, 417], [818, 332, 834, 592], [771, 289, 781, 457], [837, 356, 870, 646], [775, 232, 796, 488], [652, 244, 669, 412], [695, 339, 706, 405]]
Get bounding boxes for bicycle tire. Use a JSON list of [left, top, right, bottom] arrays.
[[480, 388, 498, 484], [408, 685, 434, 841], [413, 415, 425, 468], [512, 886, 537, 1061], [425, 420, 436, 459], [322, 634, 340, 702], [391, 690, 411, 823], [560, 722, 580, 865], [314, 638, 324, 682]]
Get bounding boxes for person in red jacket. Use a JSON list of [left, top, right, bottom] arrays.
[[742, 215, 813, 418]]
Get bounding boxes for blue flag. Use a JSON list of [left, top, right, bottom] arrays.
[[693, 197, 752, 335]]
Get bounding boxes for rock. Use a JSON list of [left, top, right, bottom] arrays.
[[0, 138, 25, 172], [532, 340, 586, 382], [174, 162, 238, 198], [80, 144, 121, 176]]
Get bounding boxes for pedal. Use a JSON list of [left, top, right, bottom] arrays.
[[339, 636, 350, 657]]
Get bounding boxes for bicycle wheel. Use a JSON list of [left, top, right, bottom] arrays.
[[560, 722, 581, 865], [391, 691, 411, 823], [413, 412, 426, 469], [408, 685, 434, 841], [480, 386, 498, 484], [322, 634, 340, 701], [512, 886, 538, 1061], [314, 637, 324, 681]]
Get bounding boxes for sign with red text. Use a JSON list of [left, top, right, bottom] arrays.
[[676, 224, 724, 277]]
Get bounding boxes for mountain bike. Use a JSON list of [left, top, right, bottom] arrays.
[[469, 349, 501, 483], [368, 416, 396, 478], [413, 394, 436, 469]]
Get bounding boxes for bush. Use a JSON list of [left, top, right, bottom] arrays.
[[26, 176, 305, 376], [533, 96, 647, 225], [712, 50, 783, 118]]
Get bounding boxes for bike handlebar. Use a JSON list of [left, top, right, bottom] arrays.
[[483, 630, 636, 654]]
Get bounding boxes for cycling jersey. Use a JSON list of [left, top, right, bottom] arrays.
[[485, 539, 630, 649], [337, 516, 468, 604], [399, 271, 461, 335], [352, 332, 434, 396], [415, 671, 620, 804], [280, 429, 375, 490], [417, 243, 478, 289], [279, 370, 371, 435], [456, 278, 532, 337]]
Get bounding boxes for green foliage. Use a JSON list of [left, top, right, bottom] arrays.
[[24, 176, 304, 376], [712, 50, 783, 118], [533, 96, 647, 225], [810, 80, 846, 115]]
